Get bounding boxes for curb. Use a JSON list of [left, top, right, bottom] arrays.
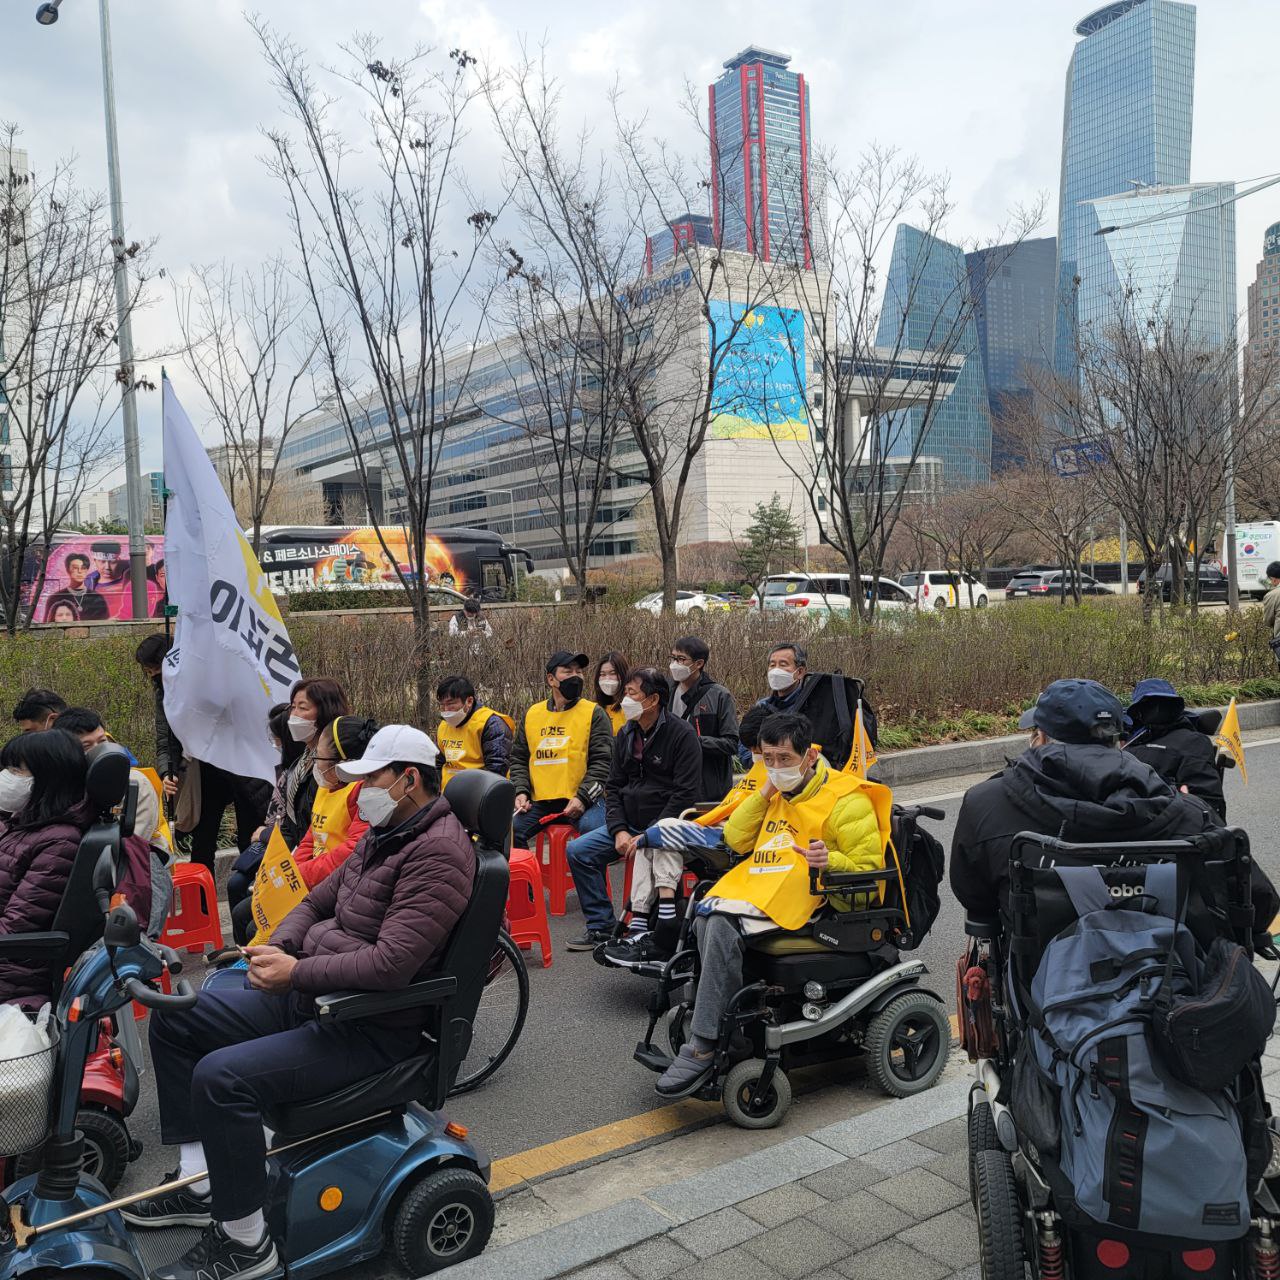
[[447, 1076, 972, 1280], [871, 697, 1280, 787]]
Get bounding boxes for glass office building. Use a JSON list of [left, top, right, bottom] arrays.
[[875, 225, 992, 486], [709, 47, 812, 268], [644, 214, 716, 274], [1245, 222, 1280, 427], [1054, 0, 1196, 373]]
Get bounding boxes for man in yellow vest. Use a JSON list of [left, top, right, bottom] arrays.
[[435, 675, 514, 789], [509, 650, 614, 847], [655, 711, 887, 1097]]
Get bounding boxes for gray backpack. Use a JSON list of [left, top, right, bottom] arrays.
[[1020, 863, 1249, 1241]]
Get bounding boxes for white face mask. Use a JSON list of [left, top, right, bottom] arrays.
[[312, 763, 334, 790], [621, 696, 646, 722], [357, 774, 408, 828], [767, 667, 797, 692], [669, 662, 692, 683], [597, 677, 620, 697], [288, 715, 315, 743], [0, 769, 33, 814], [440, 708, 467, 727], [766, 763, 807, 793]]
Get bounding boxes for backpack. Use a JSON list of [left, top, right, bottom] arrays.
[[887, 814, 943, 949], [791, 672, 877, 770], [1015, 863, 1250, 1244]]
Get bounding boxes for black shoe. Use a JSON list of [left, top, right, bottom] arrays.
[[153, 1222, 279, 1280], [120, 1170, 213, 1228], [603, 934, 673, 968], [566, 929, 612, 952]]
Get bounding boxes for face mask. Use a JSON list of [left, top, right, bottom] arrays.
[[766, 763, 806, 793], [357, 774, 408, 828], [767, 667, 796, 692], [557, 676, 584, 702], [598, 677, 620, 697], [0, 770, 33, 814], [621, 696, 646, 722], [288, 715, 315, 743], [669, 662, 692, 683], [440, 708, 467, 727], [312, 763, 334, 790]]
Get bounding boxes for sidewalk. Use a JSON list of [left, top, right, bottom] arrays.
[[451, 1074, 981, 1280]]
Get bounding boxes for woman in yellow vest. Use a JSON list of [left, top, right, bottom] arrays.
[[592, 651, 630, 735], [656, 709, 888, 1098], [435, 675, 515, 789], [293, 716, 379, 890]]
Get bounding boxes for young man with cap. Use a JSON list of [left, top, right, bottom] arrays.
[[1123, 678, 1226, 818], [128, 725, 475, 1280], [509, 650, 613, 847]]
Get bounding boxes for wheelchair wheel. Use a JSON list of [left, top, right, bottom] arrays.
[[392, 1166, 494, 1273], [973, 1149, 1025, 1280], [449, 932, 529, 1096], [864, 991, 949, 1098], [968, 1093, 1001, 1208], [722, 1058, 792, 1129]]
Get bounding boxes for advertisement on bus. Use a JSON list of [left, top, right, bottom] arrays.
[[255, 527, 462, 593], [29, 535, 167, 623]]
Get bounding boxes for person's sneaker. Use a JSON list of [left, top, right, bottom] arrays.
[[120, 1171, 213, 1228], [602, 934, 673, 968], [655, 1043, 716, 1098], [153, 1222, 279, 1280], [566, 929, 612, 952]]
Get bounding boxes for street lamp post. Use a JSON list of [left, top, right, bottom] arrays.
[[37, 0, 148, 617]]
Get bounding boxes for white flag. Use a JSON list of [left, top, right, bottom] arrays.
[[161, 375, 301, 782]]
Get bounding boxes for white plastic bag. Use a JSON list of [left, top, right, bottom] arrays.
[[0, 1001, 51, 1059]]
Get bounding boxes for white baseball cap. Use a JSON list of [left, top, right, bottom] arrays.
[[336, 724, 439, 780]]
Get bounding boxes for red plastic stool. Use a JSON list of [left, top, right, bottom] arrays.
[[160, 862, 224, 955], [508, 848, 552, 968], [534, 822, 579, 917]]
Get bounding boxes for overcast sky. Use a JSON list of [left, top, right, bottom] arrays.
[[2, 0, 1275, 483]]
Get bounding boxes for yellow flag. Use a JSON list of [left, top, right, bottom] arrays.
[[247, 827, 309, 947], [1212, 697, 1247, 785], [845, 704, 878, 777]]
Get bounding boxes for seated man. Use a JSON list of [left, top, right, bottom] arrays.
[[123, 725, 474, 1280], [435, 675, 513, 789], [656, 712, 887, 1097], [1123, 678, 1226, 819]]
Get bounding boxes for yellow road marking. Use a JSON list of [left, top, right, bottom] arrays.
[[489, 1098, 719, 1193], [1271, 915, 1280, 937]]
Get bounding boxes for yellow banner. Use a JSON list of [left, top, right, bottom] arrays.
[[247, 826, 309, 946], [1213, 697, 1248, 785], [844, 704, 878, 778]]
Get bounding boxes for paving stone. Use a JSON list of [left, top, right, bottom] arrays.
[[808, 1191, 916, 1250], [911, 1116, 968, 1155], [810, 1077, 970, 1158], [867, 1166, 968, 1220], [928, 1148, 971, 1191], [742, 1218, 849, 1280], [800, 1157, 885, 1200], [897, 1205, 981, 1268], [568, 1266, 632, 1280], [669, 1206, 764, 1259], [616, 1236, 698, 1280], [834, 1237, 950, 1280], [739, 1183, 829, 1227], [863, 1138, 938, 1175], [670, 1244, 777, 1280], [949, 1266, 983, 1280]]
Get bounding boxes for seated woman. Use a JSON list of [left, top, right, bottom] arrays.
[[655, 711, 888, 1097], [0, 730, 92, 1008], [592, 651, 630, 735]]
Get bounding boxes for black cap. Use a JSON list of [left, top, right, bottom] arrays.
[[1017, 678, 1125, 745], [546, 650, 589, 674]]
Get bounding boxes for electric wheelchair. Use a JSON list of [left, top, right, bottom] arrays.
[[963, 828, 1280, 1280], [633, 803, 951, 1128]]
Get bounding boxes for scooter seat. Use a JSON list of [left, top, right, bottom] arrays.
[[263, 1051, 434, 1138]]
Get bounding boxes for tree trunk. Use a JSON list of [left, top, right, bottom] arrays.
[[410, 599, 433, 728]]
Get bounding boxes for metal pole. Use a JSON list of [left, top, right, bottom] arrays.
[[1119, 520, 1129, 595], [1219, 193, 1240, 610], [98, 0, 147, 617]]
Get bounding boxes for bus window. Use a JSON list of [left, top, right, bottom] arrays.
[[480, 559, 506, 597]]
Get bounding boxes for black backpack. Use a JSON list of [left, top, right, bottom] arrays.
[[791, 672, 877, 771], [887, 812, 944, 949]]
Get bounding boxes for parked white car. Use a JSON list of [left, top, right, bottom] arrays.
[[899, 570, 990, 610], [633, 590, 718, 617], [750, 572, 914, 616]]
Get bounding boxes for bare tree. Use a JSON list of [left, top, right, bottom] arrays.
[[174, 257, 317, 555], [0, 130, 154, 631], [255, 25, 504, 717]]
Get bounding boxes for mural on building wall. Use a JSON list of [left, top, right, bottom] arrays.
[[708, 302, 808, 441]]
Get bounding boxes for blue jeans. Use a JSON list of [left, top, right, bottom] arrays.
[[567, 822, 636, 932], [512, 797, 606, 846]]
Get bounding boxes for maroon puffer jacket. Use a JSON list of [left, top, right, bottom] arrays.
[[272, 796, 475, 1027], [0, 802, 94, 1006]]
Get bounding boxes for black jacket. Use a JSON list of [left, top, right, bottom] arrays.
[[1124, 717, 1226, 819], [950, 743, 1247, 924], [605, 711, 703, 835], [669, 672, 739, 802], [151, 675, 183, 779]]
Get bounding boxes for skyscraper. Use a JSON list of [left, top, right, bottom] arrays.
[[643, 214, 716, 275], [1245, 221, 1280, 426], [709, 47, 812, 268], [1053, 0, 1196, 371], [876, 225, 992, 486], [965, 237, 1057, 470]]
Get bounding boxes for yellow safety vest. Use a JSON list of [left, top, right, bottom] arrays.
[[710, 769, 887, 930], [438, 707, 514, 788], [599, 702, 627, 736], [696, 760, 769, 827], [304, 782, 357, 858], [523, 698, 596, 801], [136, 766, 174, 854]]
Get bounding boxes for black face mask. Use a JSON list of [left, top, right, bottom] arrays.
[[557, 676, 584, 702]]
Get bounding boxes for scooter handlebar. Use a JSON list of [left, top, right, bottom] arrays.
[[124, 975, 198, 1011]]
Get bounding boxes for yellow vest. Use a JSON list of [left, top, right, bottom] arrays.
[[136, 766, 175, 854], [599, 702, 627, 736], [524, 698, 596, 801], [710, 768, 882, 930], [438, 707, 514, 788], [696, 760, 769, 827], [305, 783, 357, 858]]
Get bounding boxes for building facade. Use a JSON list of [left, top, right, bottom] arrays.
[[965, 237, 1056, 471], [709, 47, 812, 268], [1245, 221, 1280, 425], [1053, 0, 1196, 373], [876, 225, 993, 486], [73, 488, 113, 528], [644, 214, 716, 275], [109, 471, 164, 530]]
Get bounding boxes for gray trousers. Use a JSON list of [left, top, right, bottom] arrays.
[[690, 913, 747, 1043]]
